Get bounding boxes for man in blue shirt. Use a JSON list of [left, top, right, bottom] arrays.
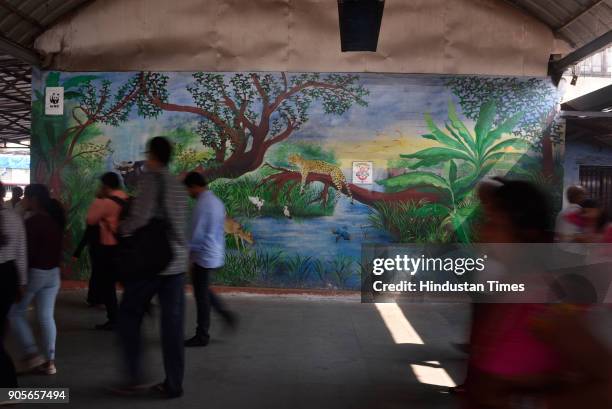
[[183, 172, 236, 347]]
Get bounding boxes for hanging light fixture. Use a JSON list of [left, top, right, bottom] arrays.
[[338, 0, 385, 52]]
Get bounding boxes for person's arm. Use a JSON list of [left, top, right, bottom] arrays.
[[73, 225, 95, 258], [119, 172, 156, 236], [189, 197, 208, 253]]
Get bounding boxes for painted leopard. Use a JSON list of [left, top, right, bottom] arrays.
[[288, 153, 353, 204]]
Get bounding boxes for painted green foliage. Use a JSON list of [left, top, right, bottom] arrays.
[[445, 77, 558, 146], [377, 100, 526, 242]]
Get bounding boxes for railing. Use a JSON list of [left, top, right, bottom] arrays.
[[579, 165, 612, 215]]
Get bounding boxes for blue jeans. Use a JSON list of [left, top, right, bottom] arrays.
[[9, 268, 61, 361]]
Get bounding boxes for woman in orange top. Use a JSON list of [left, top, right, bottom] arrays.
[[86, 172, 129, 330]]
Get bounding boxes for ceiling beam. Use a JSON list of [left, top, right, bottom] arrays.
[[556, 0, 605, 33], [560, 110, 612, 118], [0, 74, 29, 99], [0, 110, 28, 121], [0, 66, 31, 84], [0, 92, 28, 105], [501, 0, 577, 47], [0, 0, 45, 31], [0, 34, 39, 66], [549, 30, 612, 78]]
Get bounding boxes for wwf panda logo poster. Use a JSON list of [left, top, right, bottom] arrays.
[[45, 87, 64, 115]]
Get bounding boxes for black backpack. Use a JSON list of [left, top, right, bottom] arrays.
[[116, 175, 174, 280], [108, 195, 132, 221]]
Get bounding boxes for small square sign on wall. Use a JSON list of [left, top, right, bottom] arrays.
[[45, 87, 64, 115], [352, 161, 373, 185]]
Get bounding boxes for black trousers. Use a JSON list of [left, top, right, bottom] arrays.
[[98, 245, 118, 323], [0, 261, 18, 387], [191, 264, 230, 339], [118, 273, 185, 395]]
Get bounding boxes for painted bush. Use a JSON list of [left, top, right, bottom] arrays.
[[31, 71, 563, 289]]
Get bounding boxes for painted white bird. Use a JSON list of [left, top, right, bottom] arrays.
[[283, 205, 292, 219], [248, 196, 264, 211]]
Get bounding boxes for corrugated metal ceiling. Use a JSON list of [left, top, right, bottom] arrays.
[[0, 0, 91, 48], [0, 0, 90, 143], [504, 0, 612, 49]]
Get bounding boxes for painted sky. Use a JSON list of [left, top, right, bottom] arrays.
[[34, 71, 543, 168]]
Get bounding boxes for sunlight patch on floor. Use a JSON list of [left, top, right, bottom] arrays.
[[374, 302, 424, 345], [410, 361, 456, 388]]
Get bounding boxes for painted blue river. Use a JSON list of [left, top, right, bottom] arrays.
[[243, 196, 393, 261]]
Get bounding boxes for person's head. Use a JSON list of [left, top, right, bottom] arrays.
[[24, 184, 66, 229], [100, 172, 121, 196], [566, 185, 586, 205], [183, 172, 208, 199], [146, 137, 172, 170], [580, 198, 607, 232], [11, 186, 23, 201], [24, 184, 50, 212], [477, 178, 553, 243]]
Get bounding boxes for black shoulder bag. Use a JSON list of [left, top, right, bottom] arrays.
[[118, 174, 174, 281]]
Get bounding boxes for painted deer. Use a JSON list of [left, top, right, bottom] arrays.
[[224, 217, 254, 250]]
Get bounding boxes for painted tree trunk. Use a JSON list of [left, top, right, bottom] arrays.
[[262, 169, 442, 206], [541, 133, 554, 178]]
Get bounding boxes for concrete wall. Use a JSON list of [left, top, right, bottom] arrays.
[[35, 0, 557, 76]]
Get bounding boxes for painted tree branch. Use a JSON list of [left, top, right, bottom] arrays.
[[259, 163, 442, 206], [268, 79, 355, 113], [140, 72, 366, 181]]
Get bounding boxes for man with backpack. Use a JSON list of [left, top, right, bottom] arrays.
[[114, 137, 188, 399], [86, 172, 130, 330]]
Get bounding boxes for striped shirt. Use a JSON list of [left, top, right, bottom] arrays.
[[119, 168, 188, 276], [0, 206, 27, 284]]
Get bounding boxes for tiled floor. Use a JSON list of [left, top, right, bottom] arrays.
[[8, 289, 474, 409]]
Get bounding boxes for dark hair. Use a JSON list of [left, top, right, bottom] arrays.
[[147, 136, 172, 166], [100, 172, 120, 190], [487, 178, 553, 242], [183, 172, 208, 188], [12, 186, 23, 199], [25, 184, 66, 230], [566, 185, 585, 204]]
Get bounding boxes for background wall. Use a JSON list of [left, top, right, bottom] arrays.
[[564, 139, 612, 186], [563, 137, 612, 207], [31, 70, 563, 288], [34, 0, 560, 76]]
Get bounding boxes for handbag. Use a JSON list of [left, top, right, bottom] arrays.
[[118, 173, 174, 280]]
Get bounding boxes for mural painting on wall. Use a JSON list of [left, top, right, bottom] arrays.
[[31, 71, 562, 289]]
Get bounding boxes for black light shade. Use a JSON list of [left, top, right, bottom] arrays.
[[338, 0, 385, 52]]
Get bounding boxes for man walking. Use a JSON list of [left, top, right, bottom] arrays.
[[183, 172, 236, 347], [116, 137, 188, 399]]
